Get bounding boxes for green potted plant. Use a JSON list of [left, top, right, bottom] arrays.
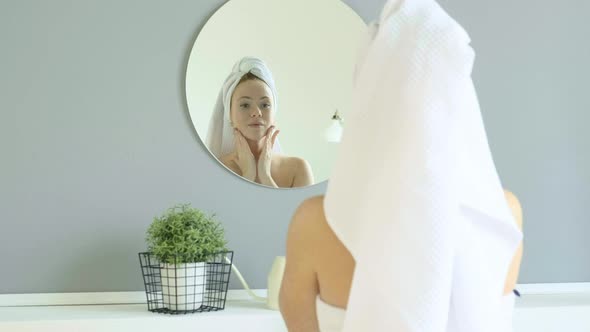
[[146, 204, 228, 311]]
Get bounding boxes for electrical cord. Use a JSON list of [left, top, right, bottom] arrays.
[[224, 256, 266, 302]]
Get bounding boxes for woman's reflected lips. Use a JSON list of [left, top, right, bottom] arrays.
[[248, 123, 265, 128]]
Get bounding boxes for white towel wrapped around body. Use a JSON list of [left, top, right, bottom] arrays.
[[323, 0, 523, 331]]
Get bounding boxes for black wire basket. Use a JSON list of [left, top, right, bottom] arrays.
[[138, 251, 234, 314]]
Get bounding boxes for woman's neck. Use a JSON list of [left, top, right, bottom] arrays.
[[246, 138, 264, 160]]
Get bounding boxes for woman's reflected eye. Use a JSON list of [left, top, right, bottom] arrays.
[[262, 103, 271, 109], [240, 103, 250, 109]]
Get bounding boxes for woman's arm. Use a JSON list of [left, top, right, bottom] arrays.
[[503, 190, 524, 295], [279, 198, 321, 332], [258, 174, 279, 188]]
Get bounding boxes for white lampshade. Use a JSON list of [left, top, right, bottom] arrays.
[[325, 118, 343, 143]]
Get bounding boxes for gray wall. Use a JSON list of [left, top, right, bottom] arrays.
[[0, 0, 588, 294]]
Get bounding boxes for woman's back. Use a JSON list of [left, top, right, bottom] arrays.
[[279, 191, 523, 331]]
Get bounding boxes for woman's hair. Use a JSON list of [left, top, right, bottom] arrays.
[[237, 72, 263, 85]]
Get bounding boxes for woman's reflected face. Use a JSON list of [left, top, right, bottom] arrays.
[[230, 78, 275, 141]]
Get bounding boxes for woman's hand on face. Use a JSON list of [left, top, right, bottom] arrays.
[[233, 129, 257, 181], [257, 126, 280, 181]]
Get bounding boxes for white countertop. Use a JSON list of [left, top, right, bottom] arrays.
[[2, 293, 590, 332], [0, 300, 288, 332], [513, 294, 590, 332]]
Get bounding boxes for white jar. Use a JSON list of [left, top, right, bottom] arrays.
[[266, 256, 286, 310]]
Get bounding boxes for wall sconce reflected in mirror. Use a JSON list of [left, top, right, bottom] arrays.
[[324, 109, 344, 143]]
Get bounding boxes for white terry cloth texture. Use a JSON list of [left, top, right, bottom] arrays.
[[323, 0, 523, 331], [206, 56, 282, 159]]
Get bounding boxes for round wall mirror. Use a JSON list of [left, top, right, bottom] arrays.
[[186, 0, 366, 188]]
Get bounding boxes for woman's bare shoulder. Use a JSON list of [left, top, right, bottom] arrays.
[[273, 154, 309, 167], [273, 155, 313, 187], [288, 195, 344, 251], [219, 153, 241, 175], [291, 156, 312, 171], [219, 153, 231, 164], [286, 196, 326, 244], [503, 189, 523, 229], [289, 196, 325, 230]]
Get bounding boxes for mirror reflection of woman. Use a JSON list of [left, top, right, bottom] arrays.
[[206, 57, 314, 188]]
